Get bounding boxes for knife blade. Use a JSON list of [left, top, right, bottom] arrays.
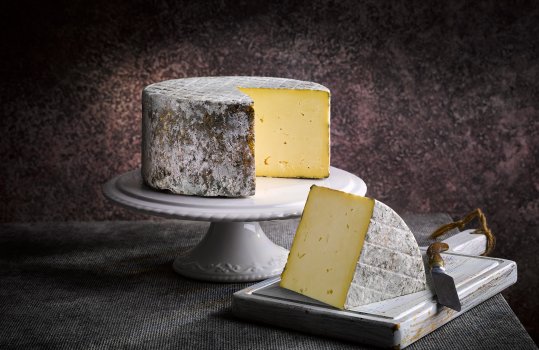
[[427, 242, 461, 311]]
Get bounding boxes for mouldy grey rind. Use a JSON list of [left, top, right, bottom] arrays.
[[344, 200, 427, 308]]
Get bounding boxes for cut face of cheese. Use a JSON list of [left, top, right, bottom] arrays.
[[280, 186, 426, 309], [280, 186, 373, 307], [238, 88, 330, 179], [142, 77, 330, 197]]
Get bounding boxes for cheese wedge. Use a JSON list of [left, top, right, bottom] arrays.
[[280, 186, 426, 309]]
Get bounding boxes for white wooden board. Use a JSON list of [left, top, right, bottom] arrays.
[[232, 250, 517, 349]]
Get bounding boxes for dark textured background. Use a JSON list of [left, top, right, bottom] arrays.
[[0, 0, 537, 343]]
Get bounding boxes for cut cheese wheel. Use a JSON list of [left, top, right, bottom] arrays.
[[141, 77, 330, 197], [280, 185, 427, 309]]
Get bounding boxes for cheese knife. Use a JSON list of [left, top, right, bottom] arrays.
[[427, 241, 462, 311]]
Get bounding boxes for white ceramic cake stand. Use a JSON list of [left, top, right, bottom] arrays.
[[103, 167, 367, 282]]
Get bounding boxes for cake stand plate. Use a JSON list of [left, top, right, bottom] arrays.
[[103, 167, 367, 282]]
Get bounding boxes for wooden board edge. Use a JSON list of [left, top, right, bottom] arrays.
[[399, 260, 517, 348], [232, 289, 402, 348]]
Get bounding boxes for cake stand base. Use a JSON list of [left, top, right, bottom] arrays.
[[173, 222, 289, 282]]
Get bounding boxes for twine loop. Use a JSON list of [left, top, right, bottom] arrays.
[[430, 208, 495, 256]]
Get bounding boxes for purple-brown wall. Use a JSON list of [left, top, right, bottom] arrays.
[[1, 0, 537, 341]]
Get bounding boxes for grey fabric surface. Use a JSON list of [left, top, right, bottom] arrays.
[[0, 216, 535, 349]]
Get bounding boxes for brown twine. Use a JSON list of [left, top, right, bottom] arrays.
[[430, 208, 495, 256]]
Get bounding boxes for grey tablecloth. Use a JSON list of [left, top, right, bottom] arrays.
[[0, 215, 535, 349]]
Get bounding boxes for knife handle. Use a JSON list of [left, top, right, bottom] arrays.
[[427, 242, 449, 268]]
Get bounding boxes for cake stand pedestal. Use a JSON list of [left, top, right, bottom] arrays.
[[103, 167, 367, 282]]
